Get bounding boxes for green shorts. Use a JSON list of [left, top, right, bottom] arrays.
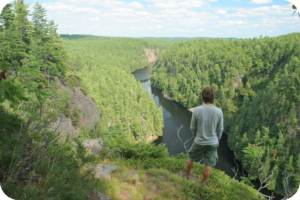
[[188, 142, 218, 167]]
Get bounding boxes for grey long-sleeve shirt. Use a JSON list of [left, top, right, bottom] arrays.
[[190, 104, 224, 145]]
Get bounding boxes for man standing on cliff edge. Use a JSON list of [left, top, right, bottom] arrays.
[[184, 86, 224, 186]]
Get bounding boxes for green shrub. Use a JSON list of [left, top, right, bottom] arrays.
[[80, 88, 89, 96], [103, 125, 168, 159], [73, 107, 81, 118], [56, 89, 71, 117]]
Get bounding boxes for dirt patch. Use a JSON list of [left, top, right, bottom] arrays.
[[146, 173, 156, 179], [145, 183, 159, 200], [163, 176, 169, 182], [120, 190, 132, 200]]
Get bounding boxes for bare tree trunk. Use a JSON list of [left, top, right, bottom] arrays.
[[48, 69, 50, 88], [44, 56, 48, 75]]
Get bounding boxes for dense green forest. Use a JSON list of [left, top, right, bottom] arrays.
[[151, 34, 300, 195], [61, 36, 168, 139], [62, 35, 171, 73]]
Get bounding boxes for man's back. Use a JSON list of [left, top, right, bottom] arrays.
[[190, 104, 223, 145]]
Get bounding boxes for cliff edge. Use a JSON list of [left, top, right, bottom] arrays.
[[51, 76, 101, 139]]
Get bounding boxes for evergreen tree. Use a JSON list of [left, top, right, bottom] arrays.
[[11, 0, 31, 61]]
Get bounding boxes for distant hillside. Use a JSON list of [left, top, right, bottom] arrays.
[[138, 37, 240, 42], [59, 34, 239, 42], [59, 34, 113, 40]]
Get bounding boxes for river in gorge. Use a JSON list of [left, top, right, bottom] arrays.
[[132, 66, 283, 200]]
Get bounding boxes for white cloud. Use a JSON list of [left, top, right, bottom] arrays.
[[128, 2, 144, 9], [149, 25, 163, 29], [130, 27, 144, 30], [90, 18, 102, 21], [225, 20, 247, 24], [60, 0, 143, 9], [28, 0, 298, 38], [215, 9, 227, 14], [226, 4, 292, 18], [167, 28, 186, 32], [145, 0, 208, 8], [249, 0, 272, 4], [178, 18, 208, 25], [136, 11, 149, 15], [225, 12, 247, 17]]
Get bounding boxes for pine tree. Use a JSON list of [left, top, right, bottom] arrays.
[[32, 2, 47, 40], [0, 3, 14, 31], [0, 4, 15, 64], [11, 0, 31, 61]]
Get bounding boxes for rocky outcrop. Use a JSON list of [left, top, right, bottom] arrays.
[[55, 76, 66, 90], [89, 190, 111, 200], [233, 77, 243, 90], [52, 77, 100, 139], [72, 138, 121, 157], [73, 138, 104, 155], [127, 172, 139, 180], [91, 164, 118, 179], [69, 87, 100, 130], [144, 48, 159, 68], [163, 93, 173, 101], [144, 48, 159, 63], [52, 114, 80, 139]]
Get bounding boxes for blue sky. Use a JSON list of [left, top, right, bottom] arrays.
[[1, 0, 300, 38]]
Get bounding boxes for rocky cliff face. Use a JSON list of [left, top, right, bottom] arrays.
[[52, 113, 80, 139], [144, 48, 159, 67], [69, 87, 100, 130], [52, 77, 101, 139]]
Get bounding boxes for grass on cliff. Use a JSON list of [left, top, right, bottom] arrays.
[[90, 128, 265, 200], [92, 155, 265, 200]]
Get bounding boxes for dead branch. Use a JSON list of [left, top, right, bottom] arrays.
[[226, 158, 239, 186], [256, 155, 275, 195], [176, 124, 195, 154], [282, 170, 294, 199]]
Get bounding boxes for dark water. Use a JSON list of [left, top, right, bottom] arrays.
[[132, 67, 282, 200]]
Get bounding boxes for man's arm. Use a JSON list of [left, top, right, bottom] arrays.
[[190, 110, 197, 137], [216, 110, 224, 144]]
